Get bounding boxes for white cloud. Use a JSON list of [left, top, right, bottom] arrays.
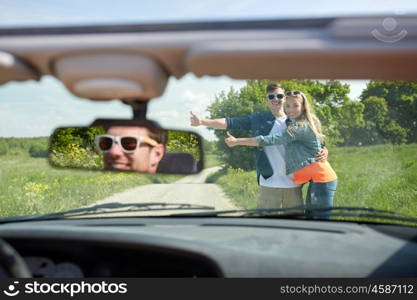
[[182, 90, 212, 115], [149, 101, 221, 140], [341, 80, 369, 100], [0, 108, 55, 137]]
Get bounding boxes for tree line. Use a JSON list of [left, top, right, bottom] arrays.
[[0, 137, 48, 157]]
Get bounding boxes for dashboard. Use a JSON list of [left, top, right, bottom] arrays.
[[0, 236, 220, 278], [1, 217, 417, 278], [0, 257, 84, 278]]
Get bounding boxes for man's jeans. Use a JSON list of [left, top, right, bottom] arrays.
[[258, 186, 303, 209], [306, 179, 338, 219]]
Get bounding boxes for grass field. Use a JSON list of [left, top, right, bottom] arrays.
[[0, 156, 181, 218], [1, 144, 416, 222], [206, 144, 417, 219], [0, 152, 223, 218]]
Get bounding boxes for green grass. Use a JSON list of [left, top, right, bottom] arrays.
[[206, 167, 259, 209], [0, 156, 181, 218], [207, 144, 417, 221], [2, 144, 416, 224], [329, 144, 417, 217]]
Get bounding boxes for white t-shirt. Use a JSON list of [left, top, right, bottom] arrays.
[[259, 116, 300, 188]]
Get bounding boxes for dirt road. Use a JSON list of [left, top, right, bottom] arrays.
[[93, 167, 237, 215]]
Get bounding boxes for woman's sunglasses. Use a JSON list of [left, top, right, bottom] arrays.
[[286, 90, 302, 96], [95, 135, 157, 154], [267, 93, 285, 100]]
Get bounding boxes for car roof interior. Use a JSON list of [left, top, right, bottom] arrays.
[[0, 16, 417, 103]]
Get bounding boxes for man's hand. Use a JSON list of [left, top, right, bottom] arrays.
[[315, 146, 328, 162], [225, 131, 238, 147], [190, 112, 227, 129], [190, 111, 202, 127]]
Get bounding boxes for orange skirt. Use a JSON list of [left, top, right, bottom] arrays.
[[293, 161, 337, 184]]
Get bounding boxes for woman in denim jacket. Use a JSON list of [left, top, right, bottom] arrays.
[[225, 91, 337, 216]]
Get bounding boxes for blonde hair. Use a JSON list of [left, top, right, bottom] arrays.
[[285, 92, 325, 142]]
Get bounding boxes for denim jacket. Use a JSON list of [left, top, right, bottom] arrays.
[[226, 112, 282, 183], [255, 121, 322, 175]]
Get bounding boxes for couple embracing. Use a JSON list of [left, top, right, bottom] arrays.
[[190, 83, 337, 215]]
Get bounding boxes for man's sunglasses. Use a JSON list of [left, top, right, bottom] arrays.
[[95, 135, 158, 154], [267, 93, 285, 100]]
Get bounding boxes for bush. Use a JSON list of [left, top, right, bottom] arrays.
[[0, 142, 8, 156], [0, 137, 48, 157], [29, 144, 48, 157], [166, 131, 200, 161]]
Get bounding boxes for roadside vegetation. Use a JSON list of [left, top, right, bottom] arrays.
[[0, 156, 181, 218], [0, 137, 49, 157], [206, 143, 417, 219], [0, 136, 221, 218]]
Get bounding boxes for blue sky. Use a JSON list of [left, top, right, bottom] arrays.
[[1, 1, 416, 139]]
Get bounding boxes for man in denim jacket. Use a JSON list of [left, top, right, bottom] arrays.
[[190, 83, 327, 209]]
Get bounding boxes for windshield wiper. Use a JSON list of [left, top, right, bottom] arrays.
[[171, 206, 393, 216], [171, 206, 417, 224], [0, 202, 215, 224]]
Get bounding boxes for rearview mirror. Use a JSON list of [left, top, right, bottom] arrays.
[[48, 119, 204, 174]]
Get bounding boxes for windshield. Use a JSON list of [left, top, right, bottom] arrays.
[[1, 75, 416, 225]]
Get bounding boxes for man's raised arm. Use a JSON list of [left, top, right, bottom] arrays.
[[190, 111, 227, 130]]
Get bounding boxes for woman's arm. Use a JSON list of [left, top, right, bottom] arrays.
[[224, 132, 259, 147], [256, 125, 303, 147], [225, 124, 306, 148]]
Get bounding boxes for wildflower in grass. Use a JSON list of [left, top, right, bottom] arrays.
[[23, 182, 50, 214], [23, 182, 50, 198]]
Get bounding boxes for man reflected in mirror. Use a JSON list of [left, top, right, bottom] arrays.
[[96, 126, 166, 173]]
